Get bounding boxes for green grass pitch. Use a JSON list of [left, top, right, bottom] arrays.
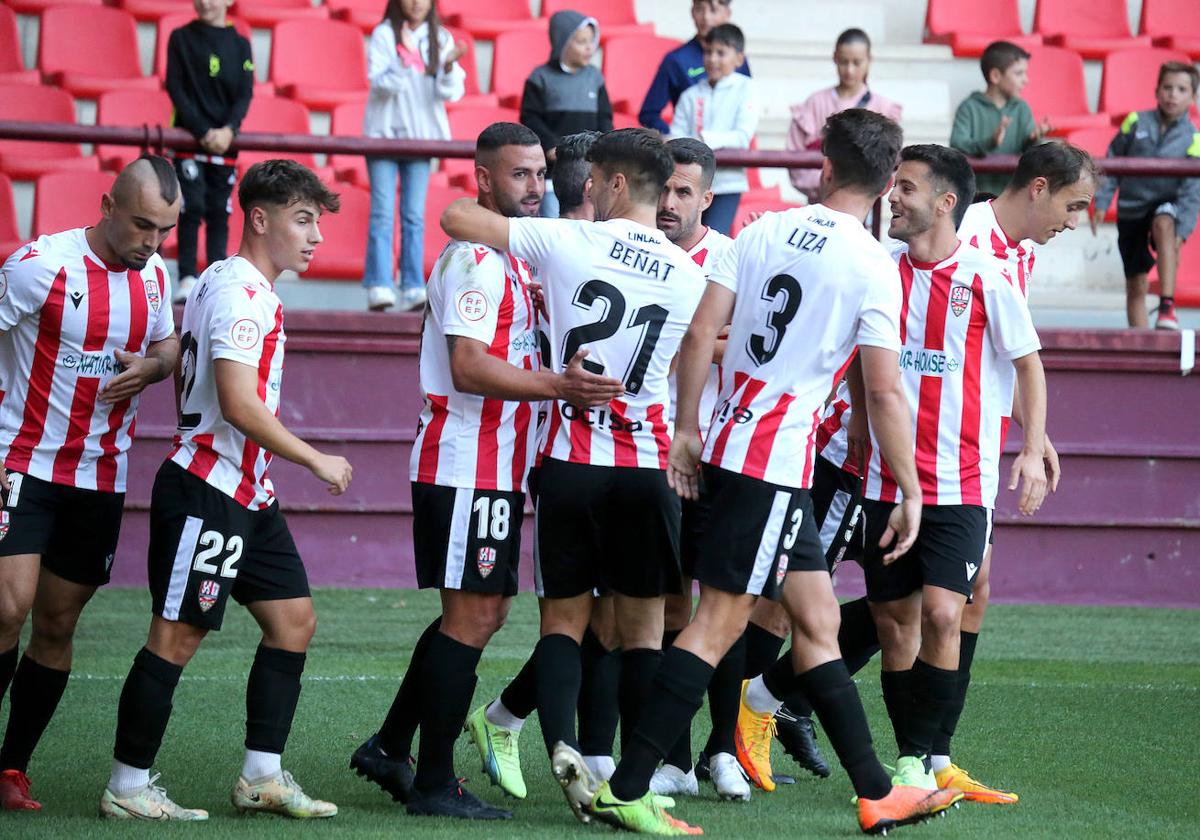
[[2, 588, 1197, 838]]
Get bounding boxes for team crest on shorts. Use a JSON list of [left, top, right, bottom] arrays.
[[0, 510, 9, 542], [144, 277, 161, 312], [950, 285, 972, 317], [477, 546, 497, 578], [775, 554, 788, 586], [197, 579, 220, 612]]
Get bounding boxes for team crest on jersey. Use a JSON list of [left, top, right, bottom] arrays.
[[775, 554, 788, 586], [950, 285, 972, 317], [197, 579, 220, 612], [0, 511, 9, 542], [477, 546, 497, 578], [144, 277, 161, 311]]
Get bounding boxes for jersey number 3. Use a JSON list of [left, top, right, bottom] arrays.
[[747, 274, 802, 366], [561, 279, 668, 395]]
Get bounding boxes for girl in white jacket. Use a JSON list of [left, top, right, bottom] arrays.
[[363, 0, 464, 310]]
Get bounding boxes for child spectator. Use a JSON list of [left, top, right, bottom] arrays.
[[950, 40, 1049, 197], [363, 0, 465, 311], [668, 23, 757, 234], [785, 28, 901, 203], [165, 0, 253, 303], [638, 0, 750, 133], [520, 10, 613, 218], [1092, 61, 1200, 330]]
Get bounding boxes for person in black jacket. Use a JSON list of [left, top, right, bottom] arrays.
[[520, 10, 613, 218], [165, 0, 254, 303]]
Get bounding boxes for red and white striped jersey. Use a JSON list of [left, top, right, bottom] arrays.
[[0, 229, 174, 492], [815, 381, 860, 476], [168, 256, 285, 510], [509, 217, 706, 469], [670, 225, 734, 428], [958, 201, 1035, 299], [864, 243, 1041, 508], [412, 240, 540, 492], [703, 205, 901, 489]]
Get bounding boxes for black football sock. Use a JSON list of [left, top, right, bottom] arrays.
[[794, 659, 890, 800], [500, 655, 537, 719], [0, 644, 16, 705], [618, 647, 662, 753], [609, 648, 713, 802], [578, 627, 619, 757], [534, 633, 582, 754], [0, 655, 70, 772], [880, 668, 912, 754], [113, 647, 183, 769], [414, 632, 481, 792], [742, 622, 786, 679], [379, 615, 441, 757], [932, 631, 979, 756], [245, 644, 306, 755], [661, 629, 693, 770], [903, 658, 958, 759], [839, 597, 882, 675], [704, 634, 744, 757]]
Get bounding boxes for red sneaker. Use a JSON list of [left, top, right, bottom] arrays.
[[0, 769, 42, 810], [1156, 303, 1180, 330]]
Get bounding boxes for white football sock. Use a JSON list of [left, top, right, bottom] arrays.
[[744, 675, 784, 715], [584, 755, 616, 780], [930, 754, 952, 772], [108, 760, 150, 796], [486, 697, 525, 732], [241, 749, 282, 782]]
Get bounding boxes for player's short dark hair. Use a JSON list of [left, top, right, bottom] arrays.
[[137, 154, 179, 205], [835, 28, 871, 50], [587, 128, 675, 205], [821, 109, 902, 196], [553, 131, 601, 214], [475, 122, 541, 162], [704, 23, 744, 53], [980, 40, 1030, 80], [666, 137, 716, 191], [238, 159, 340, 214], [1158, 60, 1199, 94], [1008, 141, 1099, 194], [900, 144, 976, 228]]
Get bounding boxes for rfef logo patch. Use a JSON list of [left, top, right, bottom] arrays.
[[231, 319, 262, 349], [457, 290, 488, 322], [144, 277, 161, 312], [477, 546, 497, 578], [198, 579, 220, 612], [950, 285, 972, 317]]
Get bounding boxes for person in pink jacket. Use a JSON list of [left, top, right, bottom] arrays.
[[786, 29, 902, 202]]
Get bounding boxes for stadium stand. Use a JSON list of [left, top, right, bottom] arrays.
[[422, 183, 472, 276], [303, 183, 371, 280], [0, 4, 37, 83], [443, 26, 499, 109], [540, 0, 653, 42], [95, 89, 174, 171], [0, 172, 23, 256], [6, 0, 97, 12], [270, 18, 368, 110], [234, 94, 336, 182], [1035, 0, 1154, 59], [119, 0, 198, 24], [602, 34, 682, 115], [1023, 45, 1112, 134], [440, 0, 545, 41], [329, 100, 368, 186], [442, 104, 519, 190], [1139, 0, 1200, 58], [489, 27, 549, 109], [1065, 127, 1117, 157], [31, 169, 113, 236], [1098, 46, 1193, 122], [39, 5, 160, 98], [235, 0, 329, 29], [0, 82, 98, 179], [923, 0, 1041, 57], [327, 0, 381, 33]]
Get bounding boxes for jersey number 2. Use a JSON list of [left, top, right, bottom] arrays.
[[560, 279, 668, 395], [747, 274, 803, 366]]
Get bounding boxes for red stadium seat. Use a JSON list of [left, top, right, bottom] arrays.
[[540, 0, 653, 42], [155, 14, 255, 78], [304, 185, 370, 280], [329, 101, 367, 186], [1022, 46, 1111, 134], [0, 6, 38, 84], [443, 105, 518, 189], [422, 184, 472, 277], [491, 28, 549, 108], [5, 0, 99, 13], [1140, 0, 1200, 59], [0, 173, 24, 258], [119, 0, 194, 24], [1035, 0, 1153, 59], [39, 6, 161, 98], [234, 0, 329, 29], [32, 170, 114, 238], [730, 199, 800, 238], [1098, 47, 1192, 123], [0, 83, 99, 180], [444, 27, 499, 108], [602, 35, 681, 115], [234, 95, 336, 182], [271, 19, 368, 110], [327, 0, 383, 33], [440, 0, 545, 41], [95, 89, 175, 171], [924, 0, 1042, 57]]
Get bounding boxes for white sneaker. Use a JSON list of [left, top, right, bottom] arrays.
[[99, 774, 208, 820], [709, 752, 751, 801], [649, 763, 699, 797], [583, 755, 615, 781], [401, 286, 428, 311], [367, 286, 397, 311], [172, 275, 196, 305], [231, 770, 337, 818]]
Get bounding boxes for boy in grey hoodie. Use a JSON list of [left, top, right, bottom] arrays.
[[520, 10, 614, 217]]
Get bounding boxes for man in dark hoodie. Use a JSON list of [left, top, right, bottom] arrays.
[[520, 10, 614, 218]]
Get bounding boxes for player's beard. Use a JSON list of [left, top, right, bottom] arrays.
[[495, 189, 542, 219]]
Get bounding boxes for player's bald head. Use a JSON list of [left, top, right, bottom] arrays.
[[110, 155, 181, 212], [98, 155, 181, 270]]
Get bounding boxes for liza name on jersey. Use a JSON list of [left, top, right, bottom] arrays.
[[608, 241, 676, 281], [786, 227, 827, 253]]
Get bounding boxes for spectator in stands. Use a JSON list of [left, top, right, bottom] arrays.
[[1092, 62, 1200, 331], [638, 1, 750, 134], [668, 23, 757, 234], [520, 10, 612, 218], [165, 0, 254, 304], [553, 130, 601, 221], [950, 40, 1049, 197], [785, 28, 901, 204], [363, 0, 466, 312]]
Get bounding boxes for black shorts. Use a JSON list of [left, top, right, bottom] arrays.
[[679, 474, 713, 579], [411, 481, 523, 597], [860, 499, 992, 602], [534, 458, 681, 599], [148, 461, 310, 631], [692, 465, 825, 601], [0, 471, 124, 586], [810, 456, 866, 573], [1117, 207, 1177, 277]]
